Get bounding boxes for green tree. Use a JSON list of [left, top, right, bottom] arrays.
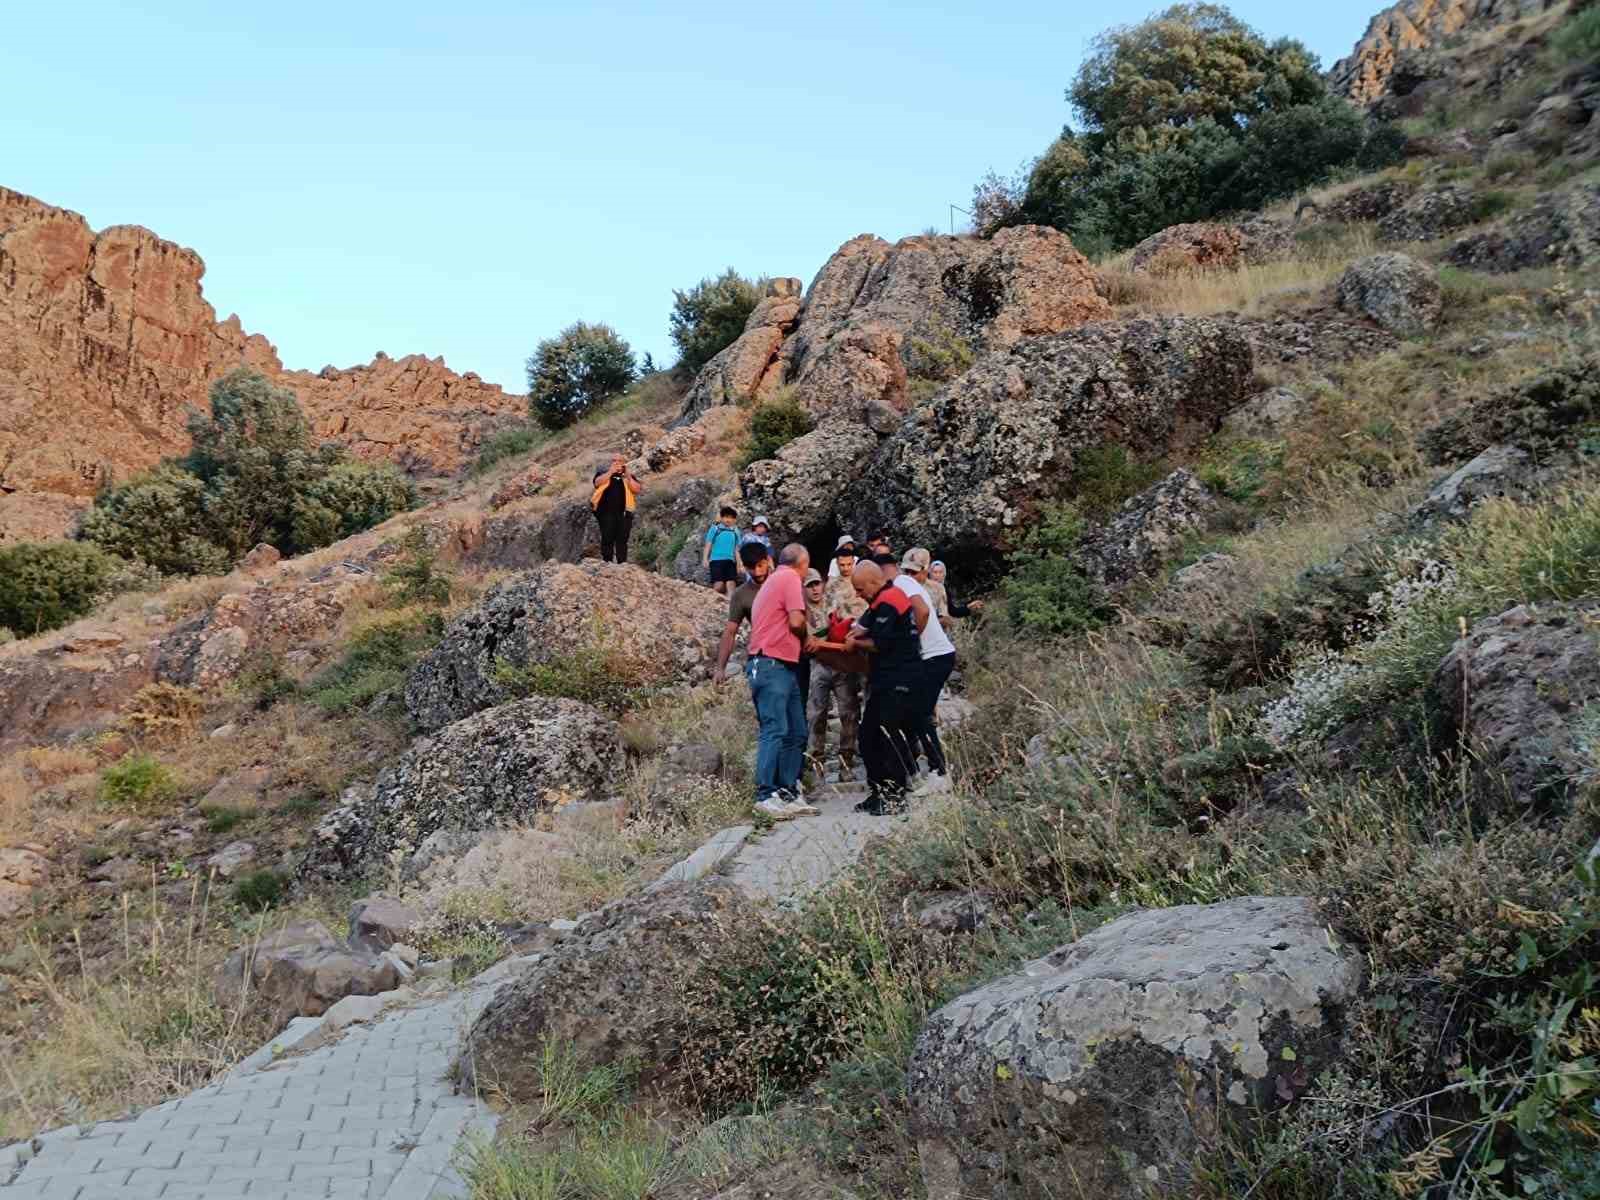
[[669, 270, 763, 376], [1069, 4, 1321, 139], [81, 370, 413, 573], [736, 391, 815, 469], [527, 322, 637, 429], [0, 540, 117, 635]]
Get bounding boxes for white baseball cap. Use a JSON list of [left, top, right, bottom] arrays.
[[753, 515, 770, 527]]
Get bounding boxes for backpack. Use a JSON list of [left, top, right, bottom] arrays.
[[707, 524, 739, 559]]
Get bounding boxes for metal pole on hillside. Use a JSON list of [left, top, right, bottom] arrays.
[[949, 204, 971, 235]]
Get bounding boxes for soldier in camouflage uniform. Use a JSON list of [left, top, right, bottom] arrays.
[[808, 538, 867, 777]]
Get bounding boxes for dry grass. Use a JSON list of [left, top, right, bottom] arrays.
[[1099, 227, 1377, 318], [0, 747, 100, 846]]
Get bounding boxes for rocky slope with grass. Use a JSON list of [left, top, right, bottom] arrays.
[[4, 1, 1600, 1195]]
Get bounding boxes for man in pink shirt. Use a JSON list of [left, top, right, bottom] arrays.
[[745, 543, 817, 818]]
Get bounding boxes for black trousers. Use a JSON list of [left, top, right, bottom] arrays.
[[596, 510, 633, 563], [861, 680, 918, 800], [909, 652, 956, 774]]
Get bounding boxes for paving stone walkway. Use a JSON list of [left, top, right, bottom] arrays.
[[0, 960, 523, 1199], [0, 699, 975, 1199]]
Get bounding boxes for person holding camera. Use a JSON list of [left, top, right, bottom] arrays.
[[590, 453, 642, 563]]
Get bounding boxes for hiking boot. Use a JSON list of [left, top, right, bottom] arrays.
[[853, 796, 884, 816]]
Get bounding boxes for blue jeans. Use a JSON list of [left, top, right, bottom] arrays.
[[748, 655, 805, 802]]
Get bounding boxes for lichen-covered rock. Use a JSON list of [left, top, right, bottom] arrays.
[[1128, 222, 1246, 274], [1221, 386, 1304, 439], [1407, 444, 1548, 527], [348, 896, 422, 953], [214, 920, 401, 1022], [329, 696, 623, 872], [907, 896, 1363, 1200], [1325, 180, 1417, 223], [457, 881, 755, 1097], [1447, 185, 1600, 273], [683, 227, 1109, 425], [1434, 599, 1600, 809], [740, 421, 881, 544], [1378, 184, 1482, 243], [839, 317, 1253, 556], [1419, 356, 1600, 464], [405, 561, 725, 730], [1075, 470, 1219, 592], [1336, 252, 1442, 336]]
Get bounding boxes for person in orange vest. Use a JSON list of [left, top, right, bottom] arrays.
[[590, 453, 643, 563]]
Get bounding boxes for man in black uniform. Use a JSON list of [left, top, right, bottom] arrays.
[[844, 560, 923, 814], [590, 453, 642, 563]]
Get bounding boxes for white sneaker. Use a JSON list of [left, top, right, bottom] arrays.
[[784, 797, 820, 817], [755, 797, 798, 820]]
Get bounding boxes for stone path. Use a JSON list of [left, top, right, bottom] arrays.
[[0, 960, 526, 1199], [0, 699, 976, 1198]]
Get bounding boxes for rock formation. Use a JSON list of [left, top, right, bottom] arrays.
[[839, 316, 1255, 557], [1336, 252, 1444, 337], [404, 561, 726, 731], [214, 919, 402, 1022], [1075, 470, 1220, 591], [321, 695, 625, 873], [907, 897, 1364, 1200], [679, 226, 1109, 424], [0, 186, 524, 543], [1330, 0, 1557, 106]]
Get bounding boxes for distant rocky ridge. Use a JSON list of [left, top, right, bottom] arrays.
[[0, 186, 525, 543], [1330, 0, 1561, 105]]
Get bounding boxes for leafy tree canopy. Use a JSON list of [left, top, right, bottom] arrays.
[[670, 270, 764, 377], [527, 322, 637, 429]]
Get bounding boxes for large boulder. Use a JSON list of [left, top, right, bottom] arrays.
[[1128, 222, 1245, 274], [681, 227, 1109, 425], [1419, 355, 1600, 465], [907, 896, 1363, 1200], [739, 421, 881, 545], [839, 317, 1254, 556], [1335, 252, 1442, 337], [404, 561, 726, 731], [330, 696, 624, 871], [1076, 470, 1220, 591], [214, 920, 401, 1022], [1434, 599, 1600, 809], [1406, 444, 1546, 528], [457, 881, 755, 1098]]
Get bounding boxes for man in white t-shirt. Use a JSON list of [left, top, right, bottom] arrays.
[[874, 548, 956, 790]]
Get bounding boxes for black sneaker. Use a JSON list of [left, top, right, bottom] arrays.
[[854, 796, 884, 816]]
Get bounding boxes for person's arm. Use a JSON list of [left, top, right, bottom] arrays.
[[714, 618, 740, 681], [907, 593, 929, 633], [702, 525, 712, 567], [625, 471, 643, 495]]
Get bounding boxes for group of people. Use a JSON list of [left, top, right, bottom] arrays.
[[587, 458, 974, 817], [707, 513, 978, 819]]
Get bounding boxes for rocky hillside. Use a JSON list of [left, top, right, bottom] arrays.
[[0, 187, 525, 544], [1332, 0, 1565, 105]]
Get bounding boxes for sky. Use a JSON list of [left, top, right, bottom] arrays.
[[2, 2, 1375, 392]]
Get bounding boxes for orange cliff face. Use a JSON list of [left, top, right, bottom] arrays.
[[0, 186, 525, 543]]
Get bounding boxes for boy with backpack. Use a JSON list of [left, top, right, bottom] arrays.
[[702, 506, 742, 595]]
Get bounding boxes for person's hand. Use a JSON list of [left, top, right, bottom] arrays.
[[803, 636, 821, 654], [969, 599, 986, 612]]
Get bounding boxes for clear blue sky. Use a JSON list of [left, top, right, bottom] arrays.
[[2, 2, 1373, 392]]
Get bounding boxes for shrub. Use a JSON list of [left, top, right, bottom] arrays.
[[289, 461, 414, 549], [383, 528, 453, 606], [99, 755, 176, 809], [231, 869, 287, 912], [1001, 504, 1106, 636], [736, 391, 814, 468], [472, 424, 545, 474], [77, 465, 228, 576], [121, 683, 205, 745], [306, 610, 445, 714], [493, 642, 655, 715], [0, 540, 117, 635], [904, 321, 976, 384], [202, 805, 248, 834], [670, 270, 763, 376], [526, 322, 636, 429], [1068, 444, 1164, 517], [1554, 4, 1600, 61], [631, 526, 663, 571]]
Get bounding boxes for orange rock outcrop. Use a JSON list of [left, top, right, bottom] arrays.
[[0, 186, 524, 542]]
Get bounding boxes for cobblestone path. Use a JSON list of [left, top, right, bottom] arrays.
[[0, 962, 518, 1199]]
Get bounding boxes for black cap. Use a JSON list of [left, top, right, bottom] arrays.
[[871, 551, 898, 567]]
